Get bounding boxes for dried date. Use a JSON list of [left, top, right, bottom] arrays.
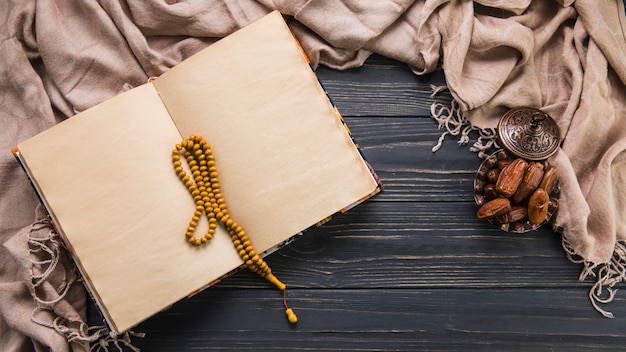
[[477, 198, 512, 220], [511, 162, 545, 204], [483, 184, 500, 200], [497, 160, 513, 170], [486, 168, 500, 183], [496, 206, 528, 224], [495, 158, 528, 198], [476, 152, 559, 230], [539, 165, 559, 195], [528, 188, 549, 224]]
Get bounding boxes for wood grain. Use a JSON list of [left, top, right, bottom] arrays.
[[130, 288, 626, 351], [92, 54, 626, 351]]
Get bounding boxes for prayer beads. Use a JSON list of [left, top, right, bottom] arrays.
[[172, 135, 297, 324]]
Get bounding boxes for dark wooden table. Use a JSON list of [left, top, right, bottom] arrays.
[[97, 54, 626, 351]]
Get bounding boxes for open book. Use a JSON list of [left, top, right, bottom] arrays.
[[13, 11, 381, 334]]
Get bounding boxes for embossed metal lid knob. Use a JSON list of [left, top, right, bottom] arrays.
[[497, 107, 561, 160]]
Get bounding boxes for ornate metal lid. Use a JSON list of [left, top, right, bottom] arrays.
[[497, 107, 561, 160]]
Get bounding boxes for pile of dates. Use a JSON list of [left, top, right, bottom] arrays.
[[475, 150, 559, 231]]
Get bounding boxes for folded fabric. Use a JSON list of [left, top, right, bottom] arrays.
[[1, 0, 625, 350]]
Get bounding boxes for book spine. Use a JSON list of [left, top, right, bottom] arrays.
[[12, 148, 120, 334]]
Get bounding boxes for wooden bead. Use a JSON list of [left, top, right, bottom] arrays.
[[285, 308, 298, 324], [174, 135, 290, 316], [266, 274, 286, 291]]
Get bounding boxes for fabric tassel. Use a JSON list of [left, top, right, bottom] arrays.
[[562, 237, 626, 319], [428, 85, 498, 158], [429, 86, 626, 319], [27, 219, 143, 351]]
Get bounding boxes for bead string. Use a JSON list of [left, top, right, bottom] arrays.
[[172, 135, 297, 324]]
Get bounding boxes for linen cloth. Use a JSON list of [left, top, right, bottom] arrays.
[[1, 0, 625, 350]]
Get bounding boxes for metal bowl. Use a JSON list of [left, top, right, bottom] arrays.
[[474, 149, 559, 233]]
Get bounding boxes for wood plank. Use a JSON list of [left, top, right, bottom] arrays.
[[213, 202, 583, 289], [129, 288, 626, 352], [316, 54, 486, 203], [87, 54, 626, 351], [316, 54, 451, 117], [343, 116, 484, 202]]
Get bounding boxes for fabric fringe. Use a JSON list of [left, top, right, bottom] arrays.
[[429, 85, 625, 319], [428, 85, 499, 158], [28, 219, 144, 351], [562, 236, 626, 319]]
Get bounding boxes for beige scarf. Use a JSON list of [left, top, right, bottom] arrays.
[[1, 0, 625, 350]]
